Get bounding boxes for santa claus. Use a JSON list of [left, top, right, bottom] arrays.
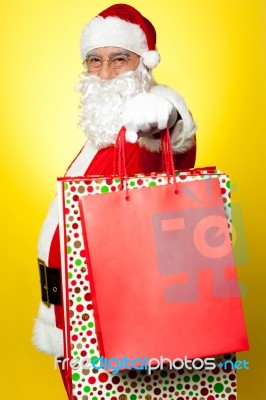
[[33, 3, 197, 360]]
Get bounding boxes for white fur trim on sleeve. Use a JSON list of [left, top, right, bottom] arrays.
[[138, 85, 197, 153], [32, 302, 64, 357]]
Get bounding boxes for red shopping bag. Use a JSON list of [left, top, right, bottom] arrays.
[[79, 129, 249, 363]]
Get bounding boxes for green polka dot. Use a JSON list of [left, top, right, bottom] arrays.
[[64, 183, 69, 190], [66, 199, 71, 204], [68, 272, 73, 279], [101, 186, 109, 193], [207, 376, 214, 383], [214, 383, 224, 393], [224, 380, 228, 384], [130, 396, 137, 400], [184, 376, 190, 382], [140, 370, 146, 375], [106, 393, 110, 397], [75, 259, 82, 266], [114, 178, 120, 183], [81, 325, 86, 331], [66, 223, 70, 228], [129, 181, 135, 187], [226, 180, 230, 188], [176, 383, 183, 390], [189, 392, 193, 396], [91, 356, 100, 365], [76, 297, 82, 302], [140, 389, 145, 394], [137, 377, 142, 382], [72, 373, 80, 381], [88, 322, 94, 328], [73, 351, 78, 356], [89, 349, 95, 354], [160, 370, 168, 378], [164, 380, 169, 384], [163, 386, 167, 391], [192, 374, 200, 383], [149, 181, 157, 187], [92, 397, 98, 400], [74, 327, 78, 332], [67, 246, 72, 254], [84, 386, 90, 393]]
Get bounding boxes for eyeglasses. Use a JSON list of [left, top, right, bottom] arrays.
[[82, 54, 135, 71]]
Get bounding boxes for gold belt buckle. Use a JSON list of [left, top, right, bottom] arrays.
[[38, 258, 50, 308]]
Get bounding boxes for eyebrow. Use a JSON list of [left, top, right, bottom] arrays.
[[86, 50, 130, 58]]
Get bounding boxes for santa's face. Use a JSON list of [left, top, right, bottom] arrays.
[[83, 46, 141, 80], [76, 47, 153, 149]]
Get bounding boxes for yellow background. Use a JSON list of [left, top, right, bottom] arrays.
[[0, 0, 265, 399]]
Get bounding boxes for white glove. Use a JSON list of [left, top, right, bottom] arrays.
[[122, 93, 174, 143]]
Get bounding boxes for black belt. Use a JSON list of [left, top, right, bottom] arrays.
[[38, 259, 62, 307]]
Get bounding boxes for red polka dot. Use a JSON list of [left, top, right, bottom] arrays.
[[80, 350, 87, 357], [76, 304, 84, 312], [84, 293, 91, 302], [87, 186, 94, 193], [111, 376, 120, 384], [72, 223, 78, 229], [72, 335, 78, 341], [88, 376, 96, 384], [137, 179, 143, 185], [117, 386, 124, 392], [71, 280, 77, 286], [229, 396, 236, 400], [65, 208, 70, 214], [80, 249, 86, 257], [98, 372, 108, 383], [71, 186, 76, 192]]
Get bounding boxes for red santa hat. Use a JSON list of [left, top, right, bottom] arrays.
[[80, 3, 160, 69]]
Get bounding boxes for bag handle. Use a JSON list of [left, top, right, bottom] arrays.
[[114, 127, 178, 200]]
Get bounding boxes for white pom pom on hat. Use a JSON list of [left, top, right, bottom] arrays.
[[80, 3, 160, 69]]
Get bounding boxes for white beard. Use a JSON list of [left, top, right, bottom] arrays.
[[75, 63, 153, 149]]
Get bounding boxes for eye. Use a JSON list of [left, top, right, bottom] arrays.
[[88, 57, 102, 65], [110, 55, 128, 68]]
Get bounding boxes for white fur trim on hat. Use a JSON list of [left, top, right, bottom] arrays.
[[80, 16, 160, 68]]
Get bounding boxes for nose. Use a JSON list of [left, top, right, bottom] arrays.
[[97, 61, 117, 80]]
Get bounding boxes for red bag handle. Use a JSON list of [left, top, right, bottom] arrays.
[[114, 127, 178, 200]]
